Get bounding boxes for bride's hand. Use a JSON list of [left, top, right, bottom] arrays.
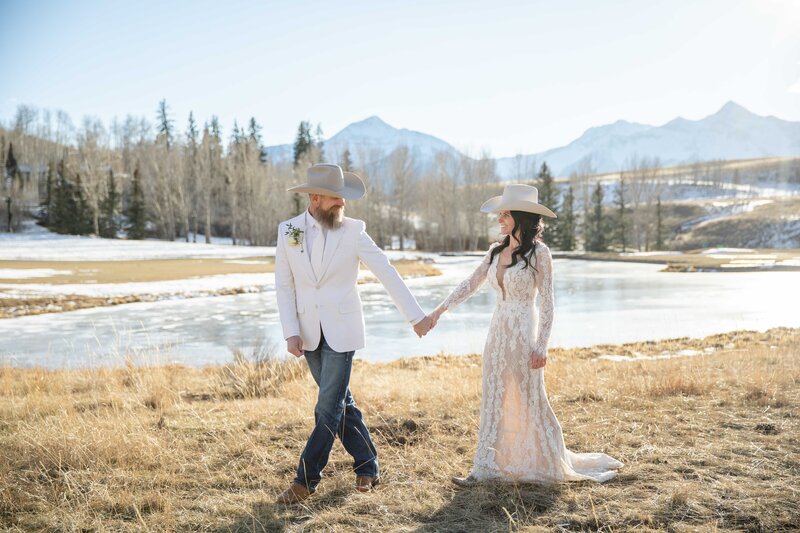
[[529, 351, 547, 369], [429, 306, 445, 328]]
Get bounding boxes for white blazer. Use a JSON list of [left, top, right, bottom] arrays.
[[275, 212, 425, 353]]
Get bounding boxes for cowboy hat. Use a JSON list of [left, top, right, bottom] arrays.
[[480, 184, 557, 218], [287, 163, 366, 200]]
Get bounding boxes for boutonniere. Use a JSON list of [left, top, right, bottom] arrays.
[[285, 223, 305, 253]]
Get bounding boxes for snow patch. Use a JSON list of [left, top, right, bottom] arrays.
[[701, 248, 755, 255], [0, 224, 276, 261], [0, 273, 275, 298], [593, 346, 716, 362], [0, 268, 73, 279]]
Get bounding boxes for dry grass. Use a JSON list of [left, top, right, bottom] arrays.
[[1, 328, 798, 531], [0, 258, 276, 285], [673, 197, 800, 252]]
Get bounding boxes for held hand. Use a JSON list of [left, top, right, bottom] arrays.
[[287, 336, 304, 357], [429, 306, 445, 329], [529, 350, 547, 369], [413, 316, 432, 338]]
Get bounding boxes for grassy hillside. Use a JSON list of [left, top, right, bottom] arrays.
[[673, 198, 800, 250]]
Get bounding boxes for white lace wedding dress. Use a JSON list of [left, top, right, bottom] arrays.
[[441, 242, 623, 483]]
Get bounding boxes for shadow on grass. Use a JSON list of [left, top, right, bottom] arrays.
[[222, 485, 351, 533], [412, 481, 563, 532]]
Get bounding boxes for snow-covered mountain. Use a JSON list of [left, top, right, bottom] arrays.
[[265, 102, 800, 178], [504, 102, 800, 176], [264, 116, 460, 174]]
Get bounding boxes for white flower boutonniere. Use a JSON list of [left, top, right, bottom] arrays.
[[285, 223, 305, 253]]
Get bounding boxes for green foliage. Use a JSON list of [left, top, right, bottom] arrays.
[[48, 159, 92, 235], [340, 149, 354, 171], [293, 121, 313, 167], [613, 175, 629, 251], [157, 99, 174, 150], [584, 181, 608, 252], [126, 165, 147, 240], [554, 186, 576, 251], [99, 169, 120, 238], [536, 162, 556, 212]]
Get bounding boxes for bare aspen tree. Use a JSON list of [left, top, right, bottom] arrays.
[[76, 117, 110, 235], [185, 112, 200, 242], [389, 145, 417, 250]]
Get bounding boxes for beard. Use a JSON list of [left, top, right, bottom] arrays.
[[318, 204, 344, 230]]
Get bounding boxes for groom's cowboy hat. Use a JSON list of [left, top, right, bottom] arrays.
[[480, 184, 557, 218], [287, 163, 366, 200]]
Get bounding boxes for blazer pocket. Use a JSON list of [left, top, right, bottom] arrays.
[[338, 300, 361, 314], [296, 303, 305, 314]]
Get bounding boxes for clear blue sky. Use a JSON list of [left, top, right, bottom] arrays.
[[1, 0, 798, 157]]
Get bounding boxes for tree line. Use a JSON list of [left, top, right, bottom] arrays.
[[4, 103, 793, 253]]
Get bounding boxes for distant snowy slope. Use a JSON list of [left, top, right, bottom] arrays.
[[264, 116, 460, 172], [498, 102, 800, 176], [264, 102, 800, 178]]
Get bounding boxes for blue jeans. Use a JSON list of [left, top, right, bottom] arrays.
[[293, 331, 379, 490]]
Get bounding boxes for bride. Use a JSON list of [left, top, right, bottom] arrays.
[[429, 184, 623, 484]]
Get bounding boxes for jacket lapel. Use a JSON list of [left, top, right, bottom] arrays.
[[317, 225, 344, 283], [287, 213, 317, 284]]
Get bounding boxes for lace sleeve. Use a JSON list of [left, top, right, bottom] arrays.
[[440, 244, 498, 311], [532, 244, 554, 357]]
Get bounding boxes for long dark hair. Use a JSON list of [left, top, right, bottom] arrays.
[[489, 210, 545, 270]]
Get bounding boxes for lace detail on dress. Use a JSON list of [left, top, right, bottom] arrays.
[[440, 243, 499, 311], [532, 244, 554, 357], [444, 241, 623, 483]]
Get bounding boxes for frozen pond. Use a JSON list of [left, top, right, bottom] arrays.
[[1, 257, 799, 368]]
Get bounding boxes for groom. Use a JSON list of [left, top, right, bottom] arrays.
[[275, 163, 432, 504]]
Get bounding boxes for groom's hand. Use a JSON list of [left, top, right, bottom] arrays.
[[413, 317, 432, 338], [287, 336, 304, 357]]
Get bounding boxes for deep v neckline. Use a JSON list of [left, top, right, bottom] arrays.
[[496, 257, 513, 301]]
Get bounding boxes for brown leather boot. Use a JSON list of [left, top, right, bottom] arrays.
[[276, 482, 312, 504], [355, 475, 380, 493]]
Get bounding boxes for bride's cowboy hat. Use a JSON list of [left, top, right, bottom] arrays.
[[480, 184, 557, 218], [287, 163, 366, 200]]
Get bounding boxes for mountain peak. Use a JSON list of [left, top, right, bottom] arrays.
[[335, 115, 397, 138], [713, 101, 754, 119]]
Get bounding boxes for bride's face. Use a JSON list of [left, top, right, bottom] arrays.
[[497, 210, 513, 235]]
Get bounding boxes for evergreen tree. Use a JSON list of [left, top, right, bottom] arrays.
[[340, 149, 354, 171], [99, 168, 120, 238], [187, 112, 199, 147], [584, 181, 607, 252], [293, 121, 313, 167], [49, 159, 68, 233], [5, 142, 18, 231], [157, 99, 174, 150], [248, 117, 267, 162], [613, 174, 628, 252], [555, 186, 576, 251], [73, 173, 93, 234], [5, 142, 17, 179], [126, 165, 147, 239], [314, 123, 325, 162], [536, 162, 557, 213], [210, 116, 221, 139], [49, 160, 92, 235], [40, 160, 56, 225], [655, 196, 664, 250]]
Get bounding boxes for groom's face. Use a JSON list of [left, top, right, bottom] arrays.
[[311, 194, 345, 229]]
